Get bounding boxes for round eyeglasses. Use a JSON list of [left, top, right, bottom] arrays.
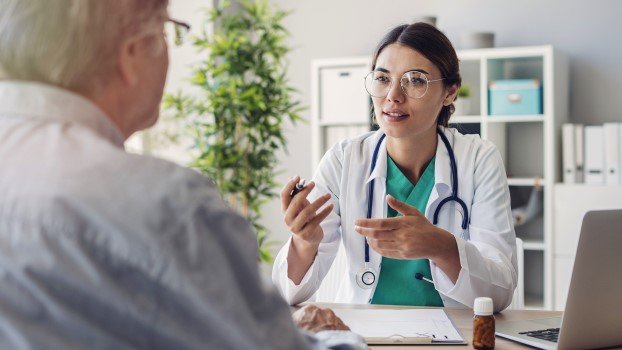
[[165, 18, 191, 46], [364, 70, 445, 99]]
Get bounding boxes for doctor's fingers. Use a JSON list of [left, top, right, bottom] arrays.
[[280, 176, 300, 211], [368, 240, 401, 256], [288, 193, 331, 232], [280, 178, 315, 212], [285, 191, 328, 227], [354, 225, 397, 239], [354, 217, 403, 230], [283, 182, 317, 218], [296, 204, 334, 239]]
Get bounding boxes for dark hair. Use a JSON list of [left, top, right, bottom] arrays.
[[370, 22, 461, 127]]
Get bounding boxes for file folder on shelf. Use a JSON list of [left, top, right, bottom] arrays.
[[584, 125, 605, 185], [575, 124, 584, 183], [604, 123, 620, 185], [562, 124, 576, 184]]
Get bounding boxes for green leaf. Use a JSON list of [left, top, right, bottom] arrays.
[[164, 0, 306, 261]]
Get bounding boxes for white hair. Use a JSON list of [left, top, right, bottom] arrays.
[[0, 0, 168, 93]]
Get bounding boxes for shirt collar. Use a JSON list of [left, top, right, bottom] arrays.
[[365, 130, 389, 184], [365, 127, 453, 194], [0, 81, 125, 147]]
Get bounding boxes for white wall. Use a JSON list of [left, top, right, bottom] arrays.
[[262, 0, 622, 253], [127, 0, 209, 162]]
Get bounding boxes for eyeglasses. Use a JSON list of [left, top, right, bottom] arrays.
[[364, 70, 445, 99], [165, 18, 191, 45]]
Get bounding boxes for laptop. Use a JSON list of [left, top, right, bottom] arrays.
[[496, 210, 622, 349]]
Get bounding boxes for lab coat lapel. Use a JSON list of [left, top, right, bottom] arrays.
[[425, 128, 453, 222], [364, 132, 388, 281]]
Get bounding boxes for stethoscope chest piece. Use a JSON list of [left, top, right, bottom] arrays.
[[356, 265, 378, 289]]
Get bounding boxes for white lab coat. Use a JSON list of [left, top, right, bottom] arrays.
[[272, 127, 518, 312]]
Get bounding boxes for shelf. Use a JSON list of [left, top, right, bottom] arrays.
[[555, 182, 622, 189], [451, 115, 546, 124], [522, 240, 545, 251], [457, 45, 553, 61], [487, 115, 545, 123], [450, 115, 482, 124], [507, 177, 545, 187]]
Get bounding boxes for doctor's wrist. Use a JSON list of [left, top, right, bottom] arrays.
[[428, 228, 461, 283], [291, 235, 320, 258]]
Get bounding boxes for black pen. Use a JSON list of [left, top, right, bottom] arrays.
[[290, 179, 306, 197]]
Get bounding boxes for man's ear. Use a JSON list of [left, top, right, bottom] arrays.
[[118, 39, 140, 87], [443, 84, 459, 106]]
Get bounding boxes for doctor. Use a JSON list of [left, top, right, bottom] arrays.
[[272, 22, 517, 312]]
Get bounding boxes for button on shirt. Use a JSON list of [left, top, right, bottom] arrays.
[[0, 81, 365, 350]]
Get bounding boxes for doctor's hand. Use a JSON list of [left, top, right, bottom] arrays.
[[292, 305, 350, 333], [281, 176, 334, 284], [354, 195, 461, 282], [281, 176, 333, 248]]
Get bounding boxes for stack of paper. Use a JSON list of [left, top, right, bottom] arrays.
[[331, 308, 466, 345]]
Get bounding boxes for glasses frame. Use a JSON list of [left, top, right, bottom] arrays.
[[166, 17, 191, 45], [364, 70, 445, 99]]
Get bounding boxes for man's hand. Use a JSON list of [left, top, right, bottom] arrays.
[[292, 305, 350, 333]]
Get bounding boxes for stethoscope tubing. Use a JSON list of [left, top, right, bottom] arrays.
[[363, 127, 469, 264]]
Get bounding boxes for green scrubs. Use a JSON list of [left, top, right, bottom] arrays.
[[370, 156, 444, 306]]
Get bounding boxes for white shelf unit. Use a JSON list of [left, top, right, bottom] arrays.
[[311, 46, 568, 310], [452, 45, 569, 310], [553, 184, 622, 310], [311, 57, 372, 167]]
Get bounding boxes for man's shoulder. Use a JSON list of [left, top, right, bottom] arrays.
[[102, 151, 221, 209]]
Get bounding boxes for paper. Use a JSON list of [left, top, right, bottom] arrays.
[[332, 308, 465, 344]]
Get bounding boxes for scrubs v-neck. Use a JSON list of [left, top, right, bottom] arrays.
[[370, 156, 443, 306]]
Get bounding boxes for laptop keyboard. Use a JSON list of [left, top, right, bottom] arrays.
[[519, 328, 560, 343]]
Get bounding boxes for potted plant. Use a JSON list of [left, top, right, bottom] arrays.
[[454, 84, 472, 116], [163, 0, 303, 263]]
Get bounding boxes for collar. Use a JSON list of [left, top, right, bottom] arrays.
[[0, 81, 125, 147], [365, 127, 453, 194]]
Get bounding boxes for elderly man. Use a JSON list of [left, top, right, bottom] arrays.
[[0, 1, 364, 349]]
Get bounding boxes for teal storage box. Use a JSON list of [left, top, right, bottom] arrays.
[[489, 79, 542, 115]]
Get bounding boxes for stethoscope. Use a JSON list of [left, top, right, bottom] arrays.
[[356, 127, 470, 290]]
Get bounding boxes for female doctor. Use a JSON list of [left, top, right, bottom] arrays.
[[272, 23, 517, 312]]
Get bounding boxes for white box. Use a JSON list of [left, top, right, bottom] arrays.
[[319, 65, 369, 124]]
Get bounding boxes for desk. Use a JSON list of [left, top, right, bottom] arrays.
[[306, 303, 561, 349]]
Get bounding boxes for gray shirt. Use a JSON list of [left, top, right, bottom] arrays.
[[0, 81, 364, 350]]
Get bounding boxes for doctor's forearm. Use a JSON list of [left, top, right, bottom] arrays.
[[430, 229, 461, 284], [287, 237, 319, 285]]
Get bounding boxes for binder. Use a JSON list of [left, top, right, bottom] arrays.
[[575, 124, 585, 183], [562, 124, 576, 184], [619, 123, 622, 185], [604, 123, 620, 185], [584, 126, 605, 185]]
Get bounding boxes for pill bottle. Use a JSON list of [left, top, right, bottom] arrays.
[[473, 297, 495, 349]]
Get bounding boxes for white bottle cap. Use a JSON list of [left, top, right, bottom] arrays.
[[474, 297, 493, 316]]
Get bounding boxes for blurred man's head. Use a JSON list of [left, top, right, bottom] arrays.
[[0, 0, 170, 139]]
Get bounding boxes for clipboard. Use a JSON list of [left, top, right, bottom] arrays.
[[332, 308, 468, 345]]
